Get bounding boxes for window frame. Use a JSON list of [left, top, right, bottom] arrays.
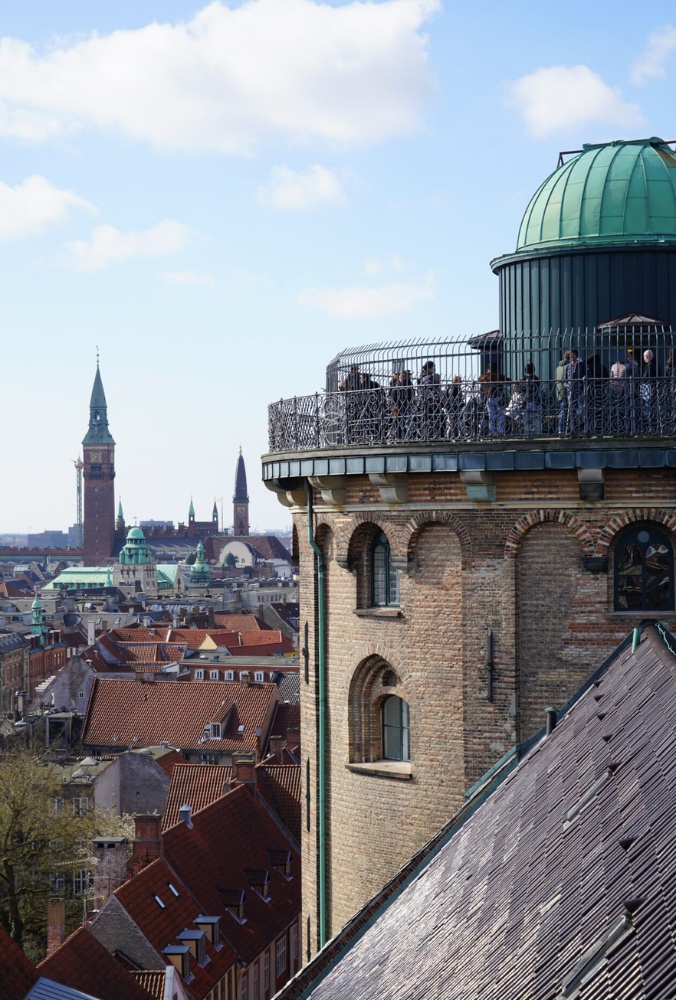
[[370, 532, 399, 608], [613, 524, 674, 612], [381, 695, 410, 762]]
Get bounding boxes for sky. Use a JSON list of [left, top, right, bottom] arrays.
[[2, 0, 676, 535]]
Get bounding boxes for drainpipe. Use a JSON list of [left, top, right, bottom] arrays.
[[306, 481, 327, 949]]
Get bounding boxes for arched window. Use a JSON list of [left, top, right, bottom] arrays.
[[382, 695, 409, 761], [614, 524, 674, 611], [371, 533, 399, 607]]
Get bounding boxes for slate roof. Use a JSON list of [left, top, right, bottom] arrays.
[[111, 857, 237, 999], [256, 762, 301, 843], [163, 785, 300, 965], [0, 925, 39, 1000], [162, 763, 233, 831], [37, 926, 154, 1000], [82, 678, 279, 752], [278, 625, 676, 1000]]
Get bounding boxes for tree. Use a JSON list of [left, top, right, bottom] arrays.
[[0, 752, 99, 953]]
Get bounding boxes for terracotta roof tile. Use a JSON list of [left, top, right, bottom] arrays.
[[278, 625, 676, 1000], [129, 971, 166, 1000], [214, 614, 268, 631], [163, 763, 233, 831], [163, 785, 300, 964], [0, 926, 39, 1000], [112, 857, 237, 999], [82, 677, 278, 753], [38, 926, 154, 1000], [256, 763, 301, 842]]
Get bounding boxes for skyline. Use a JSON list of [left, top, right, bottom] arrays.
[[3, 0, 676, 532]]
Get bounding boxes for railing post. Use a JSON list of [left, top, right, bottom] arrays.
[[315, 393, 320, 448]]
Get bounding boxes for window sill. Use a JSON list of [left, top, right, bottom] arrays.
[[346, 760, 412, 780], [607, 611, 676, 618], [353, 607, 402, 619]]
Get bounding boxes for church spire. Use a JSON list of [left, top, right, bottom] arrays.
[[83, 360, 115, 446], [233, 449, 250, 536]]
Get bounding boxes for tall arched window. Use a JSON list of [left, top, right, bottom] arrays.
[[614, 524, 674, 611], [371, 533, 399, 607], [382, 696, 409, 761]]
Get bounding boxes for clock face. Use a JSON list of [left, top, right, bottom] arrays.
[[237, 506, 245, 516], [90, 451, 102, 463]]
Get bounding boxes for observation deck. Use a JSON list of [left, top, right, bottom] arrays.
[[263, 327, 676, 505]]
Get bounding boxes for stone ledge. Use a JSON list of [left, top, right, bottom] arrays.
[[353, 607, 403, 619], [345, 760, 413, 780]]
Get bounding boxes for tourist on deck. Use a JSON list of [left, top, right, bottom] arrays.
[[563, 350, 586, 435], [478, 361, 510, 436], [418, 361, 445, 439], [556, 351, 571, 434]]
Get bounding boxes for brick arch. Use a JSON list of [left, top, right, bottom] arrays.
[[596, 508, 676, 556], [336, 511, 407, 565], [504, 510, 594, 559], [348, 647, 412, 763], [403, 511, 472, 570]]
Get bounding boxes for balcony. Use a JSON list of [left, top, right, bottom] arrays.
[[263, 330, 676, 502]]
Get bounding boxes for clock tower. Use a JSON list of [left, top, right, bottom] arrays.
[[82, 362, 116, 565], [233, 448, 250, 536]]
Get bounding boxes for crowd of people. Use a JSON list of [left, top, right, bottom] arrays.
[[332, 349, 675, 443]]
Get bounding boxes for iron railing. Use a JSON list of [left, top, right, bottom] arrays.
[[269, 329, 676, 453]]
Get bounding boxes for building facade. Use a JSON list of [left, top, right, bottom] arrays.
[[262, 137, 676, 954]]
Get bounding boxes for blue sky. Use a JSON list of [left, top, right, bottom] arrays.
[[2, 0, 676, 534]]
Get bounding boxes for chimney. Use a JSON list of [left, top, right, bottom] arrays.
[[92, 837, 128, 909], [286, 726, 300, 752], [232, 752, 256, 788], [270, 734, 283, 760], [178, 804, 193, 829], [130, 814, 163, 872], [46, 898, 66, 956], [87, 620, 96, 646]]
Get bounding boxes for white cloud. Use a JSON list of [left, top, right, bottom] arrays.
[[631, 25, 676, 84], [0, 174, 93, 238], [0, 0, 439, 153], [506, 65, 644, 137], [298, 270, 435, 319], [363, 253, 404, 275], [257, 164, 348, 210], [65, 221, 191, 271], [160, 269, 216, 286]]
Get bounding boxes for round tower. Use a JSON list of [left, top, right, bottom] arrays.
[[262, 136, 676, 956]]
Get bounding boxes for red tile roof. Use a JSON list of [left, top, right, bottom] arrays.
[[154, 748, 185, 776], [162, 763, 233, 831], [214, 613, 268, 631], [82, 678, 279, 753], [163, 785, 300, 964], [256, 763, 301, 842], [129, 971, 166, 1000], [38, 926, 154, 1000], [269, 703, 300, 741], [112, 857, 237, 1000], [0, 926, 39, 1000]]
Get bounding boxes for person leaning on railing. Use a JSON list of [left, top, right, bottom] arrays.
[[418, 361, 445, 439], [390, 369, 414, 442], [556, 351, 571, 435], [563, 350, 586, 435], [478, 362, 510, 436]]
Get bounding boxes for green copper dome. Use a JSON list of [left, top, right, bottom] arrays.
[[517, 138, 676, 252], [127, 526, 145, 540]]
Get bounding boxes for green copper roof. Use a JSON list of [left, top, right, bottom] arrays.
[[189, 498, 195, 518], [517, 138, 676, 253], [127, 526, 145, 540], [82, 364, 115, 446]]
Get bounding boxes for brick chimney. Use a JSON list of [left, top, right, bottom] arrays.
[[129, 814, 162, 874], [286, 726, 300, 752], [232, 752, 256, 789], [270, 734, 283, 760], [92, 837, 128, 909], [46, 898, 66, 956]]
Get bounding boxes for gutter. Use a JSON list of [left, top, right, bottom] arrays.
[[306, 482, 327, 949]]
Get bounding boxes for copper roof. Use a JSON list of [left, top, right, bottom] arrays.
[[279, 625, 676, 1000]]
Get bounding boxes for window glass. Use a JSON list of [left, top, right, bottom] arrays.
[[615, 525, 674, 611], [371, 533, 398, 607], [382, 696, 410, 761]]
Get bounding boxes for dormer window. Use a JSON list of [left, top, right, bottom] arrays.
[[209, 723, 221, 739], [268, 849, 292, 879], [177, 928, 207, 965], [244, 868, 271, 901], [195, 915, 221, 948], [220, 888, 246, 923]]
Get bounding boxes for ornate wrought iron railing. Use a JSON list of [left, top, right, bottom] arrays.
[[268, 376, 676, 452]]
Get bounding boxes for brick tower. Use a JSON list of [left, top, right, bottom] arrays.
[[233, 448, 250, 536], [82, 363, 116, 565], [263, 136, 676, 955]]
